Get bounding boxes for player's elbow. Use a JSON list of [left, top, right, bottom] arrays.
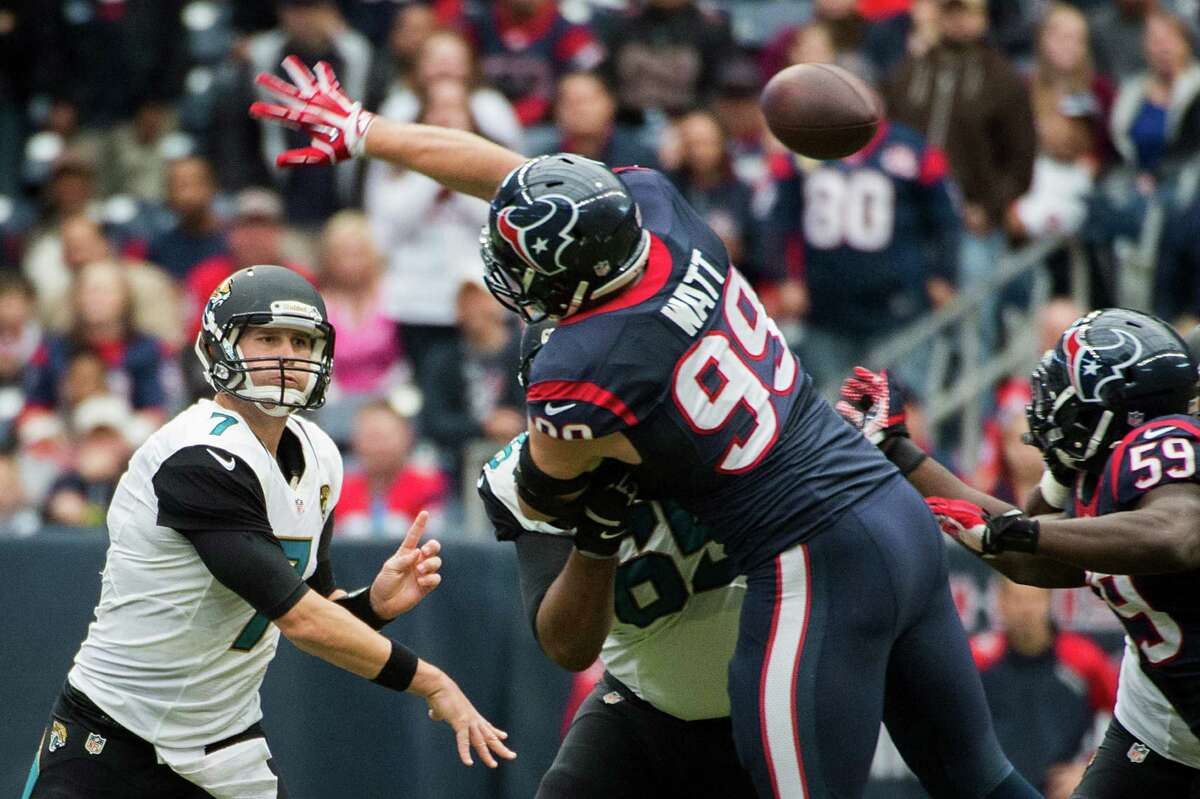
[[537, 625, 603, 672], [274, 594, 326, 647], [543, 640, 602, 673], [1164, 523, 1200, 572]]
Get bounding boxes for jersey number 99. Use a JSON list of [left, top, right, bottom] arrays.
[[671, 269, 797, 473]]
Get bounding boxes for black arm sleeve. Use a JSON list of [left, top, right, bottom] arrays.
[[306, 513, 336, 596], [514, 532, 574, 642], [477, 466, 574, 639], [186, 528, 310, 620], [153, 445, 306, 618]]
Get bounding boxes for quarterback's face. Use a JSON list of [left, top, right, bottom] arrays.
[[238, 325, 317, 389]]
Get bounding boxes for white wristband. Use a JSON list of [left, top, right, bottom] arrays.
[[1038, 470, 1070, 510]]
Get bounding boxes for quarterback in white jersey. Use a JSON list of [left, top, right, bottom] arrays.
[[478, 433, 755, 798], [23, 266, 513, 799]]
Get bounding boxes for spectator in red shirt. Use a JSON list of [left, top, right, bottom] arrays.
[[337, 400, 448, 540], [971, 577, 1118, 799]]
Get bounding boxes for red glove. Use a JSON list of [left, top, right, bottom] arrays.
[[925, 497, 1040, 556], [835, 367, 907, 446], [249, 56, 376, 167]]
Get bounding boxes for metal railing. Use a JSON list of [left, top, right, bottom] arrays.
[[863, 235, 1091, 472]]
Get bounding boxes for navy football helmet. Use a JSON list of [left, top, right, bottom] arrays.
[[1026, 308, 1199, 473], [195, 265, 335, 415], [480, 154, 651, 322]]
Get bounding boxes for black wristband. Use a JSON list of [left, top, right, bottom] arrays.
[[880, 436, 928, 476], [335, 587, 391, 630], [372, 640, 419, 692], [984, 512, 1040, 555]]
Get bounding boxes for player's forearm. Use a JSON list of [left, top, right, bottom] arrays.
[[1038, 508, 1200, 574], [363, 118, 525, 201], [536, 552, 616, 671], [906, 456, 1084, 587], [278, 590, 404, 679], [905, 454, 1017, 517]]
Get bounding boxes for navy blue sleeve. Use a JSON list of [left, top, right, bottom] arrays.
[[124, 335, 166, 410], [1103, 416, 1200, 512]]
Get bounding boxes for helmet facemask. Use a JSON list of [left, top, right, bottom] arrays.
[[196, 311, 334, 416]]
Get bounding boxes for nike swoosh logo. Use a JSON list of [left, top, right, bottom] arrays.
[[544, 402, 577, 416], [207, 449, 236, 470], [598, 530, 626, 539], [1143, 426, 1177, 439]]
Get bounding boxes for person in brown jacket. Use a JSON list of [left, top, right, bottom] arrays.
[[884, 0, 1037, 346]]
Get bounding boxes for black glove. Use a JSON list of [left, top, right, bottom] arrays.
[[572, 462, 640, 559]]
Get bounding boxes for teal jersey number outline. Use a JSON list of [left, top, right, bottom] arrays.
[[612, 503, 735, 629], [230, 538, 311, 651], [210, 412, 239, 436]]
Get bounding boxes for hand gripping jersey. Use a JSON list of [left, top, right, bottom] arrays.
[[523, 167, 897, 570], [480, 435, 744, 720], [1067, 414, 1200, 767], [69, 399, 342, 750]]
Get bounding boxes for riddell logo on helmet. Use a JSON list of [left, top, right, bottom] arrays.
[[269, 300, 323, 322]]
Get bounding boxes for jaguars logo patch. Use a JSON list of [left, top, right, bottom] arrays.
[[48, 720, 67, 752]]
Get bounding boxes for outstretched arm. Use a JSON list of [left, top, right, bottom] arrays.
[[1035, 484, 1200, 574], [908, 456, 1086, 588], [274, 591, 515, 767], [836, 367, 1085, 587], [249, 56, 525, 200], [362, 118, 526, 200]]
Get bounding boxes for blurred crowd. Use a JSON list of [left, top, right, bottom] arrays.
[[0, 0, 1198, 539]]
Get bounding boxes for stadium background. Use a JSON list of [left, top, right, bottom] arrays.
[[2, 0, 1197, 796]]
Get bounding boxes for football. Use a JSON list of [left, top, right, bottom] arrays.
[[760, 63, 882, 160]]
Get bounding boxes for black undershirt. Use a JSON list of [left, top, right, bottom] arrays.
[[153, 432, 335, 619]]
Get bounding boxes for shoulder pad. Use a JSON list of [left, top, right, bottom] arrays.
[[1102, 415, 1200, 511]]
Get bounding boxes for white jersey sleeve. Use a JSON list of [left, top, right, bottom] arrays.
[[479, 435, 745, 720], [69, 399, 342, 750]]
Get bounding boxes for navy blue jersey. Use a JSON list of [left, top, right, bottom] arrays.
[[768, 121, 960, 336], [465, 3, 603, 126], [1067, 414, 1200, 748], [525, 167, 897, 570]]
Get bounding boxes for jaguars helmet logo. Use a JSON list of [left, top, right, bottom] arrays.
[[209, 276, 234, 310]]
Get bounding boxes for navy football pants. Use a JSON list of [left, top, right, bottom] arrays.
[[728, 476, 1030, 798]]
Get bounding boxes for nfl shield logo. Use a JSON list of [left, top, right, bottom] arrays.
[[295, 497, 304, 515], [85, 732, 107, 756], [1127, 742, 1150, 764]]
